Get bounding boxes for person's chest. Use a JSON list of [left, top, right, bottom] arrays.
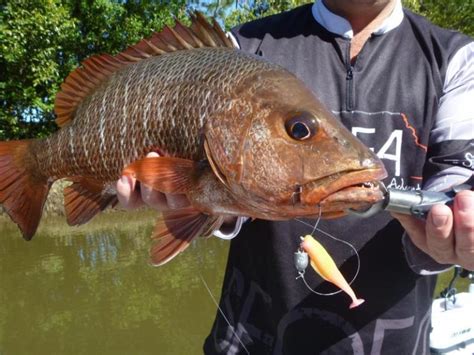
[[254, 27, 437, 188]]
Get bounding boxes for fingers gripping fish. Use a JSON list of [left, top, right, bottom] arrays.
[[0, 13, 387, 266]]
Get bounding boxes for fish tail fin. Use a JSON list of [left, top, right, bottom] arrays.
[[0, 140, 52, 240]]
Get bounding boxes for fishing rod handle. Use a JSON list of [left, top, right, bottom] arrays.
[[385, 176, 473, 219]]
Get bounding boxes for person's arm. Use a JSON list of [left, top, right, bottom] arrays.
[[393, 42, 474, 273]]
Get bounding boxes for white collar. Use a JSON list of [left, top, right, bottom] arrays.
[[311, 0, 404, 39]]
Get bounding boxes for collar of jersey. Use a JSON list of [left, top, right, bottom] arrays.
[[311, 0, 404, 39]]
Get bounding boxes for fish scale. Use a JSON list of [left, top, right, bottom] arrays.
[[35, 48, 279, 182], [0, 13, 386, 267]]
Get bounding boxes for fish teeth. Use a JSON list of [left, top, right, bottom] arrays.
[[362, 182, 374, 188]]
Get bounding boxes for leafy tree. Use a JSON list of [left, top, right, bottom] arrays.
[[188, 0, 236, 18], [0, 0, 187, 140], [1, 0, 471, 140], [0, 0, 77, 139], [222, 0, 309, 28], [403, 0, 472, 36]]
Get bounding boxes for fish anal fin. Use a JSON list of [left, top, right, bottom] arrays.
[[123, 156, 199, 194], [54, 12, 235, 128], [0, 140, 51, 240], [150, 208, 222, 266], [64, 177, 118, 226]]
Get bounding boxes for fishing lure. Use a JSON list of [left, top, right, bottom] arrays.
[[296, 234, 365, 309]]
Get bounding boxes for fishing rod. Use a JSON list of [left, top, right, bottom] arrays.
[[348, 175, 474, 219]]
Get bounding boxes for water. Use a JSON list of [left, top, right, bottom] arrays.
[[1, 211, 470, 355], [0, 211, 229, 355]]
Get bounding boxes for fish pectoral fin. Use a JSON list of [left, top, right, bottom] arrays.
[[64, 177, 118, 226], [123, 156, 199, 194], [150, 208, 223, 266]]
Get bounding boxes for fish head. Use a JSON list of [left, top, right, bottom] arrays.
[[205, 70, 387, 218]]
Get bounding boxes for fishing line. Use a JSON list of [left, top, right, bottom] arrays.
[[197, 242, 250, 355], [294, 218, 361, 296], [310, 205, 322, 236]]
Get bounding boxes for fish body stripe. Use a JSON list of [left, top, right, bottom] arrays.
[[69, 127, 80, 172], [142, 60, 153, 149], [83, 109, 94, 173], [99, 78, 109, 174], [34, 48, 281, 182], [108, 76, 121, 174], [120, 75, 129, 167]]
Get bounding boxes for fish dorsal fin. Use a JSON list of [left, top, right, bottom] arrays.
[[54, 12, 235, 127]]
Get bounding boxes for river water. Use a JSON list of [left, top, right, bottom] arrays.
[[1, 210, 469, 355], [0, 211, 229, 355]]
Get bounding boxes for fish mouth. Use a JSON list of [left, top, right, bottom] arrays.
[[300, 168, 387, 215]]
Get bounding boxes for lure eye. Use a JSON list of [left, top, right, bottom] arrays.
[[285, 112, 319, 141]]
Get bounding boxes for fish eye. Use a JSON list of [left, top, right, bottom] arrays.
[[285, 112, 319, 141]]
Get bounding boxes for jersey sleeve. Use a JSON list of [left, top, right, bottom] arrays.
[[403, 42, 474, 275], [423, 42, 474, 191]]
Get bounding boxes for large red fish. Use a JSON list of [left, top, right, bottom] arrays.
[[0, 13, 387, 265]]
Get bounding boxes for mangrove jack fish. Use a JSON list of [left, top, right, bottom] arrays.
[[301, 235, 364, 309], [0, 13, 387, 265]]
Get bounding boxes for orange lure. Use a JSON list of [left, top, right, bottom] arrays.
[[301, 235, 364, 309]]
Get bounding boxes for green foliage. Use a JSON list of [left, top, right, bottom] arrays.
[[0, 0, 187, 140], [188, 0, 236, 18], [403, 0, 473, 37], [0, 0, 472, 140], [221, 0, 309, 29], [0, 0, 77, 139]]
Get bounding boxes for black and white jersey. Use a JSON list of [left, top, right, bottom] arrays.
[[205, 1, 473, 354]]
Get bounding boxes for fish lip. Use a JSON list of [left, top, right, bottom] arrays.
[[300, 167, 388, 207]]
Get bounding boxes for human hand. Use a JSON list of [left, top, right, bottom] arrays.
[[116, 152, 190, 211], [392, 190, 474, 271]]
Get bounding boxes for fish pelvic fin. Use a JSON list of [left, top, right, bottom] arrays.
[[64, 177, 118, 226], [150, 208, 223, 266], [123, 156, 199, 194], [0, 140, 51, 240], [54, 11, 235, 127]]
